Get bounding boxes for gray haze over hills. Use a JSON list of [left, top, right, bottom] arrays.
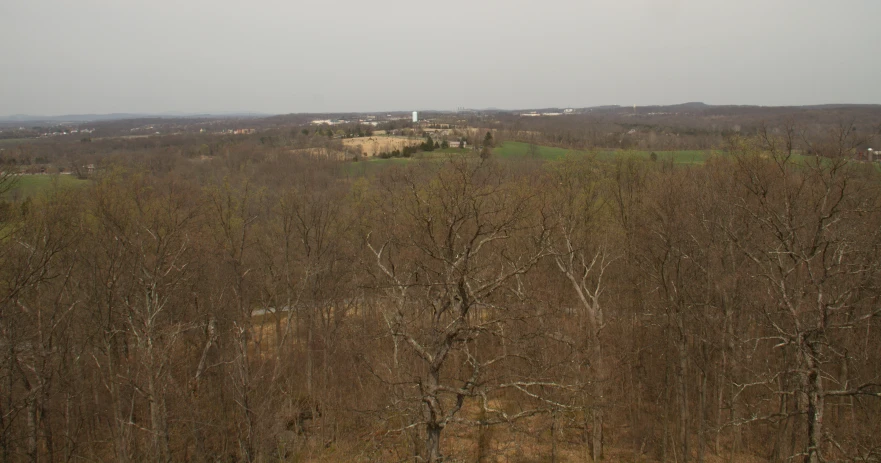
[[3, 103, 881, 126], [2, 0, 879, 116], [0, 112, 268, 124]]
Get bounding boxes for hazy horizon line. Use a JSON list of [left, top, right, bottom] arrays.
[[3, 102, 881, 121]]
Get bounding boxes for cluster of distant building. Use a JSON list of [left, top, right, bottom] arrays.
[[310, 119, 347, 125], [520, 109, 575, 117], [855, 148, 878, 162], [310, 114, 386, 127], [40, 128, 94, 137]]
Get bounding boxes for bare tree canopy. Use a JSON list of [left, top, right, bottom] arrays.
[[1, 122, 880, 462]]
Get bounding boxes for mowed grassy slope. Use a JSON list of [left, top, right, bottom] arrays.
[[3, 175, 88, 199]]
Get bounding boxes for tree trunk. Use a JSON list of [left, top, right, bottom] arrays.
[[306, 310, 314, 395], [804, 353, 823, 463], [715, 367, 723, 455], [663, 362, 670, 463], [145, 300, 170, 463], [591, 339, 605, 462], [1, 345, 10, 463], [107, 338, 130, 463], [426, 423, 443, 463], [678, 335, 689, 463], [238, 334, 255, 462], [592, 408, 604, 462], [476, 411, 490, 463], [698, 371, 706, 463], [26, 395, 37, 463], [425, 367, 444, 463], [148, 376, 170, 462]]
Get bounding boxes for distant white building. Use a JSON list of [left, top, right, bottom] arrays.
[[412, 111, 418, 123]]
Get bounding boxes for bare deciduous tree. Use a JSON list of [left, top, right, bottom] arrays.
[[365, 158, 554, 462]]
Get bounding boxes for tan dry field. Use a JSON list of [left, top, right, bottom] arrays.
[[342, 136, 422, 157]]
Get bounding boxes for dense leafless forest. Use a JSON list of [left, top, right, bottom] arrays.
[[1, 108, 881, 463]]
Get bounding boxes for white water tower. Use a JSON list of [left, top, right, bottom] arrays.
[[412, 111, 418, 123]]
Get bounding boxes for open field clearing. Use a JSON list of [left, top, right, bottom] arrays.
[[3, 174, 88, 199], [342, 136, 422, 157], [350, 142, 718, 172], [495, 141, 719, 164], [495, 142, 832, 166], [351, 142, 838, 173], [492, 142, 576, 160], [356, 141, 719, 165]]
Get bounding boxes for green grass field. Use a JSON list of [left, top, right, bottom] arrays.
[[493, 141, 719, 164], [3, 175, 88, 199], [347, 141, 843, 176], [353, 140, 720, 165], [491, 142, 578, 160]]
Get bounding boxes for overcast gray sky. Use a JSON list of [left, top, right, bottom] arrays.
[[1, 0, 879, 115]]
